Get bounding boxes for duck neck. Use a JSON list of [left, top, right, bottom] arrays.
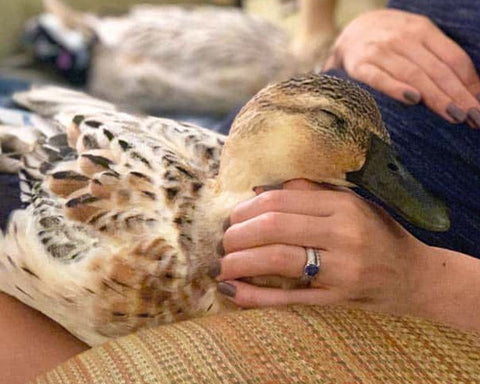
[[180, 182, 252, 316], [192, 181, 254, 265], [215, 114, 352, 193], [216, 115, 302, 192]]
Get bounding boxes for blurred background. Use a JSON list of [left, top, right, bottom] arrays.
[[0, 0, 386, 128], [0, 0, 386, 60]]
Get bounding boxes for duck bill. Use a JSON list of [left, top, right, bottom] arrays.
[[346, 135, 450, 232]]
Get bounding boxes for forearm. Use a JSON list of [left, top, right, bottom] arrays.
[[0, 293, 88, 384], [412, 245, 480, 332]]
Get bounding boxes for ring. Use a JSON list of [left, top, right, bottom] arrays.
[[303, 248, 321, 281]]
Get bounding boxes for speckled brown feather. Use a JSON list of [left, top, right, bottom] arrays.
[[0, 87, 225, 345]]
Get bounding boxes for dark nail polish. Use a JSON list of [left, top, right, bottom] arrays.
[[467, 108, 480, 128], [216, 240, 225, 256], [446, 103, 467, 123], [207, 260, 221, 278], [217, 282, 236, 297], [252, 183, 283, 194], [403, 90, 421, 105], [467, 116, 476, 128], [222, 217, 231, 231]]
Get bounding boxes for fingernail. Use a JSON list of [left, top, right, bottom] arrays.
[[446, 103, 467, 123], [252, 183, 283, 194], [467, 108, 480, 128], [222, 217, 231, 231], [216, 240, 225, 256], [207, 260, 221, 278], [467, 116, 475, 128], [403, 90, 421, 105], [217, 282, 236, 298]]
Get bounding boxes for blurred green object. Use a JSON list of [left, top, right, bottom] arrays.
[[0, 0, 240, 59]]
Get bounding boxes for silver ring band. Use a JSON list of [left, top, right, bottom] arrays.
[[303, 247, 321, 281]]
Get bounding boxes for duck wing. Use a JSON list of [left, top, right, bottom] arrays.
[[0, 86, 225, 345]]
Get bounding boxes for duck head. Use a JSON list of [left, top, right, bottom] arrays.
[[217, 74, 449, 232]]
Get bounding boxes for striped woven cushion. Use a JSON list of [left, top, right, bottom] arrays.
[[32, 305, 480, 383]]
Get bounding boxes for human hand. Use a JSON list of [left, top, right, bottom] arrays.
[[216, 179, 427, 316], [323, 9, 480, 127]]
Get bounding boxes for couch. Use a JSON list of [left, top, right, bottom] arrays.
[[31, 305, 480, 383]]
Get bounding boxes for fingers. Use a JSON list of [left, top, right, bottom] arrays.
[[217, 280, 340, 308], [422, 35, 480, 127], [324, 9, 480, 127], [225, 187, 365, 253], [217, 244, 306, 281], [230, 190, 334, 226], [353, 62, 422, 106], [424, 32, 480, 93], [230, 183, 355, 226], [224, 212, 333, 253], [352, 47, 472, 123], [217, 241, 353, 290], [351, 49, 479, 125], [396, 42, 480, 123], [282, 178, 324, 190]]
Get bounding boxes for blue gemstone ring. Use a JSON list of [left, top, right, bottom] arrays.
[[303, 248, 320, 281]]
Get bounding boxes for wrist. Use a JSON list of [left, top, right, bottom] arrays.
[[410, 244, 480, 332]]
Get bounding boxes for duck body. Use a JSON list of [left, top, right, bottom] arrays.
[[0, 74, 449, 346], [32, 0, 297, 114], [0, 86, 233, 345]]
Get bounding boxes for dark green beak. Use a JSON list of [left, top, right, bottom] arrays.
[[346, 135, 450, 232]]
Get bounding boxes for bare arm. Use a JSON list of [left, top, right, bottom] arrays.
[[0, 293, 88, 384], [412, 246, 480, 331]]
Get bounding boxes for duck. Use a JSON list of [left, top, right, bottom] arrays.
[[25, 0, 299, 115], [0, 74, 449, 346]]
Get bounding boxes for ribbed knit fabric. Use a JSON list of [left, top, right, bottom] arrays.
[[32, 305, 480, 384]]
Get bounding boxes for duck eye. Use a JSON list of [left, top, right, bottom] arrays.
[[387, 163, 399, 172]]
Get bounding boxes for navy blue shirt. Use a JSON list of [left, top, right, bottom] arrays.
[[0, 78, 29, 231]]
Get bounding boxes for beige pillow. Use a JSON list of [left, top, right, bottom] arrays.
[[32, 305, 480, 383]]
